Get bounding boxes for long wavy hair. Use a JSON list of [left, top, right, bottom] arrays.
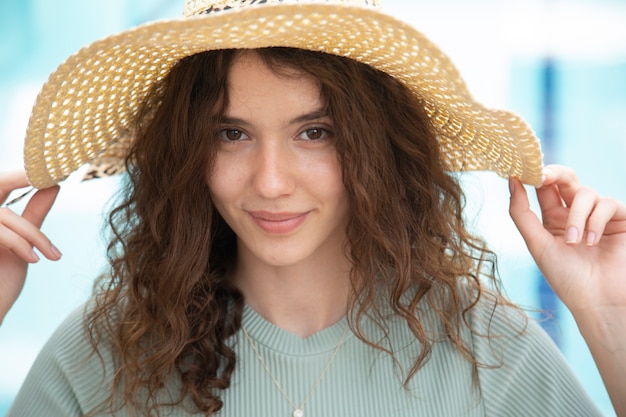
[[87, 47, 515, 416]]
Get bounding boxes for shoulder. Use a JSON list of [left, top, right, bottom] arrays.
[[467, 295, 602, 416], [7, 299, 117, 417], [35, 298, 112, 369]]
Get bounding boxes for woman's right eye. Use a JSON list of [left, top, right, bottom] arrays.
[[219, 128, 249, 141]]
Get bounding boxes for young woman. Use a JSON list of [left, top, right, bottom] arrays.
[[1, 1, 625, 416]]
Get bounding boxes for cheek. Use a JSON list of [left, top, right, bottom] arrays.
[[206, 155, 240, 209], [315, 156, 347, 204], [326, 154, 345, 191]]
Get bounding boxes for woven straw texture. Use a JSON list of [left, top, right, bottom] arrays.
[[24, 0, 544, 188]]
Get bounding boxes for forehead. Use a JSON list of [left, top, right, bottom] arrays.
[[225, 52, 324, 117]]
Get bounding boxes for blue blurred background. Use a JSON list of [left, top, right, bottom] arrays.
[[1, 1, 625, 415]]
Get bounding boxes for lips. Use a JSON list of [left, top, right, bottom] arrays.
[[247, 210, 310, 234]]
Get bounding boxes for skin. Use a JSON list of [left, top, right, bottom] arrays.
[[0, 57, 624, 413], [0, 171, 60, 326], [207, 53, 352, 337], [509, 169, 626, 416]]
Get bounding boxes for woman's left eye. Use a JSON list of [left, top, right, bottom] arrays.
[[298, 128, 331, 141]]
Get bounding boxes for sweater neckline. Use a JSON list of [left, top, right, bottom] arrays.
[[241, 304, 351, 357]]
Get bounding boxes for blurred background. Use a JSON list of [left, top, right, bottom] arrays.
[[1, 0, 625, 415]]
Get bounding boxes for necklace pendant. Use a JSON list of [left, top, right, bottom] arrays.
[[293, 409, 304, 417]]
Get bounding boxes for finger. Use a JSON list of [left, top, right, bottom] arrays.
[[564, 186, 599, 244], [22, 186, 60, 228], [536, 183, 566, 215], [23, 187, 61, 259], [509, 178, 552, 257], [0, 206, 60, 261], [541, 165, 581, 207], [0, 171, 30, 203], [585, 197, 626, 246], [0, 187, 61, 261], [0, 221, 41, 263]]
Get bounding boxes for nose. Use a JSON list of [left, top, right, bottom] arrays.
[[252, 140, 296, 198]]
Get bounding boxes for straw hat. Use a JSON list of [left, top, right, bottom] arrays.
[[23, 0, 544, 189]]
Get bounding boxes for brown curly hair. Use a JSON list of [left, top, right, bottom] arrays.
[[87, 47, 513, 416]]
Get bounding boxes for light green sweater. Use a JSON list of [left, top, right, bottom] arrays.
[[8, 299, 602, 416]]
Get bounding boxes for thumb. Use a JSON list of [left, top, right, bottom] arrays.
[[508, 178, 551, 257], [22, 186, 60, 228]]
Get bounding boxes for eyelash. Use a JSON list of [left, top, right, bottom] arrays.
[[219, 128, 249, 142], [218, 126, 333, 142], [298, 127, 332, 141]]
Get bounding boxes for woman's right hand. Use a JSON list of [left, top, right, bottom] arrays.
[[0, 171, 60, 325]]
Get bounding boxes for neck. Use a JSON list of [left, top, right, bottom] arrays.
[[233, 253, 351, 338]]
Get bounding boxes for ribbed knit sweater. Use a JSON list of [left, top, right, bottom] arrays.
[[8, 300, 602, 416]]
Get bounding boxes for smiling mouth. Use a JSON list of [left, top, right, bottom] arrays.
[[248, 211, 310, 234]]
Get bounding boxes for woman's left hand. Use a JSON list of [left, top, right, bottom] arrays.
[[509, 164, 626, 315], [508, 164, 626, 416]]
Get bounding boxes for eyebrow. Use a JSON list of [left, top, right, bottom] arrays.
[[220, 108, 330, 127]]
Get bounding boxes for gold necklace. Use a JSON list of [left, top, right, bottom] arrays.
[[241, 323, 348, 417]]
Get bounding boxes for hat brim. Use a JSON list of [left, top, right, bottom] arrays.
[[24, 3, 543, 188]]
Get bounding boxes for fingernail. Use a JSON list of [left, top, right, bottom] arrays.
[[508, 177, 515, 195], [586, 231, 596, 246], [30, 250, 40, 263], [50, 244, 62, 258], [565, 227, 579, 243]]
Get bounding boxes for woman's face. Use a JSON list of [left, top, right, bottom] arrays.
[[207, 52, 350, 269]]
